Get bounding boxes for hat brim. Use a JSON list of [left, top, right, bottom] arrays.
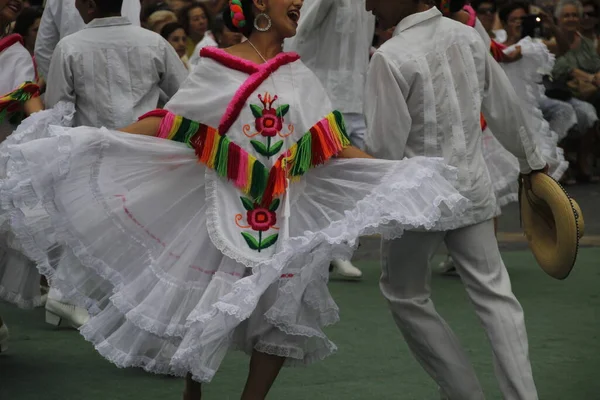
[[520, 173, 583, 280]]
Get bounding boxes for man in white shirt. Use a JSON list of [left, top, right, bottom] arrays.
[[45, 0, 187, 130], [42, 0, 187, 329], [35, 0, 141, 80], [285, 0, 375, 279], [364, 1, 546, 399]]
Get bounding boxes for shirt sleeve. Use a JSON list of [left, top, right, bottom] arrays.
[[157, 40, 188, 100], [294, 0, 334, 36], [44, 41, 75, 108], [34, 2, 60, 80], [479, 45, 546, 173], [364, 52, 412, 160]]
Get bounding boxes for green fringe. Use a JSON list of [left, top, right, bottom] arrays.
[[290, 133, 312, 177], [216, 136, 230, 177]]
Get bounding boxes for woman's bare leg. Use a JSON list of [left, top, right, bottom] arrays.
[[240, 350, 285, 400], [183, 373, 202, 400]]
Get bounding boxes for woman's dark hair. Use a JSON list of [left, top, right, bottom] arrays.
[[499, 1, 530, 23], [212, 14, 226, 35], [13, 7, 43, 38], [222, 0, 254, 37], [434, 0, 469, 14], [160, 22, 185, 40], [178, 2, 213, 35]]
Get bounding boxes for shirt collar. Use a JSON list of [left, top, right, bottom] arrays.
[[85, 16, 131, 29], [394, 7, 441, 36]]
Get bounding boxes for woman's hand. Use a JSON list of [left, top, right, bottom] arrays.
[[337, 146, 375, 159], [119, 117, 161, 136], [23, 96, 44, 116], [503, 46, 523, 63]]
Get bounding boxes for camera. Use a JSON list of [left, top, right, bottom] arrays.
[[521, 14, 544, 38]]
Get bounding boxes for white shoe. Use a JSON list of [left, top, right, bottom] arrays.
[[330, 259, 362, 279], [0, 319, 8, 353], [438, 255, 458, 276], [45, 298, 90, 329]]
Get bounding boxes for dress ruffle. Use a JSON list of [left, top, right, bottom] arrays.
[[0, 126, 469, 381], [501, 38, 568, 181], [0, 101, 74, 308]]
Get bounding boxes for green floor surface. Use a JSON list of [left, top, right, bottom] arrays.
[[1, 249, 598, 400]]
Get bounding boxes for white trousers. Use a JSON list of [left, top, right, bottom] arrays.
[[381, 220, 538, 400], [343, 112, 367, 150]]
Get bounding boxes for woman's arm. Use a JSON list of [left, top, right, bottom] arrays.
[[337, 146, 374, 159], [23, 96, 44, 116], [119, 117, 162, 136]]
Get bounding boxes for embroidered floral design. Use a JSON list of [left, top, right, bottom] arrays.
[[236, 197, 280, 252], [140, 108, 350, 253], [243, 92, 294, 158]]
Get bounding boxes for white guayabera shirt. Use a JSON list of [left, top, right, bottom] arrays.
[[365, 7, 546, 227], [45, 17, 188, 130], [284, 0, 375, 114], [35, 0, 142, 79]]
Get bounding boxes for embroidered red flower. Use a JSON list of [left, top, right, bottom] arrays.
[[254, 93, 283, 137], [255, 108, 283, 137], [247, 207, 277, 232]]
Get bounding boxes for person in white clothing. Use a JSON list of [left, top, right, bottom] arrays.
[[364, 0, 547, 398], [34, 0, 141, 80], [42, 0, 187, 328], [284, 0, 375, 279], [45, 1, 188, 130]]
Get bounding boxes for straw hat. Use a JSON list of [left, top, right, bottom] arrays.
[[519, 172, 584, 280]]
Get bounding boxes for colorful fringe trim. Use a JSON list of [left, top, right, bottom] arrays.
[[0, 81, 40, 125], [490, 40, 507, 62], [139, 109, 350, 206]]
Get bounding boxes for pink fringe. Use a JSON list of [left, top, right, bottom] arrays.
[[235, 151, 248, 188], [157, 111, 176, 139]]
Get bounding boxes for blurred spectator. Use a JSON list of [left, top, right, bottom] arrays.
[[13, 6, 44, 92], [472, 0, 498, 38], [552, 0, 600, 182], [160, 22, 189, 69], [210, 14, 242, 48], [13, 7, 42, 56], [167, 0, 192, 13], [580, 0, 600, 53], [141, 1, 171, 28], [148, 10, 178, 33], [179, 2, 216, 59]]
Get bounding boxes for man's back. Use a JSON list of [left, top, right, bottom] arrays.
[[366, 8, 544, 225], [35, 0, 141, 79], [45, 17, 187, 129]]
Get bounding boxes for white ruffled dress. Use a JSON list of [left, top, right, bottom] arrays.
[[500, 37, 569, 181], [0, 34, 58, 308], [0, 102, 75, 308], [0, 49, 469, 381]]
